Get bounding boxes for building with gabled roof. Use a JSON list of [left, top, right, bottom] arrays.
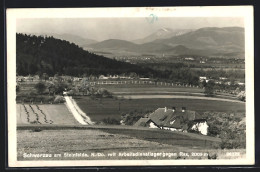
[[134, 107, 208, 135], [134, 118, 158, 128]]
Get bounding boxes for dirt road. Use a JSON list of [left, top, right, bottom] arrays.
[[64, 96, 94, 125]]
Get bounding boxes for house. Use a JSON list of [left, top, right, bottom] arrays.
[[219, 77, 227, 80], [134, 107, 208, 135], [99, 75, 109, 80], [185, 57, 195, 61], [134, 118, 158, 128], [199, 76, 207, 82]]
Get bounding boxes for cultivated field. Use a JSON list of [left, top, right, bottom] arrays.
[[16, 104, 79, 125], [74, 96, 245, 122], [17, 127, 244, 160]]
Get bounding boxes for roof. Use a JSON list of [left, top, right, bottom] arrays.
[[134, 118, 152, 127], [149, 108, 205, 129]]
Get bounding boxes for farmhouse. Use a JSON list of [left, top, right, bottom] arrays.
[[133, 118, 158, 128], [134, 107, 208, 135]]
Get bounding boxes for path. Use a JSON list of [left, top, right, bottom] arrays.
[[64, 96, 94, 125]]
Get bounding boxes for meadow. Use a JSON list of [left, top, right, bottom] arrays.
[[74, 96, 245, 122], [17, 127, 245, 160]]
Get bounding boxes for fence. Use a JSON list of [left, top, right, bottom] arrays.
[[87, 80, 200, 88]]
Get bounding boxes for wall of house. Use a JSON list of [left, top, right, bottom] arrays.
[[149, 122, 158, 129], [191, 121, 209, 135]]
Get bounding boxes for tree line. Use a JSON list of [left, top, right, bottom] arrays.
[[16, 33, 155, 77]]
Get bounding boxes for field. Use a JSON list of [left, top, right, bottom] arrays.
[[16, 104, 79, 125], [17, 127, 245, 161], [74, 96, 245, 122], [97, 84, 204, 93], [97, 84, 239, 99]]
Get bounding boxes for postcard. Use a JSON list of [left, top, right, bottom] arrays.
[[7, 6, 254, 167]]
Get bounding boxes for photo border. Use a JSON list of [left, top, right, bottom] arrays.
[[2, 0, 258, 170]]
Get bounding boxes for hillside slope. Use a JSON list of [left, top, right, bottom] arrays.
[[24, 33, 98, 47], [16, 33, 153, 76]]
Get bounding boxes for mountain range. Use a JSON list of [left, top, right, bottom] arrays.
[[86, 27, 245, 58], [24, 27, 245, 58]]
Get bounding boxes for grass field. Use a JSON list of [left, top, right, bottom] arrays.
[[17, 127, 245, 161], [74, 96, 245, 122], [16, 104, 79, 125], [97, 85, 204, 93]]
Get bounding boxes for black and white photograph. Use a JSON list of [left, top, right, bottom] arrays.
[[7, 6, 254, 166]]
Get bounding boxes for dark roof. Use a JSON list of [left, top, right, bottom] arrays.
[[134, 118, 152, 127], [149, 108, 204, 129]]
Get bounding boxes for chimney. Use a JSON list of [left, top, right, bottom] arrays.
[[182, 107, 186, 112], [164, 107, 167, 112], [172, 107, 176, 112]]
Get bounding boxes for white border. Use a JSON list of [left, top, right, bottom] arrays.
[[7, 6, 254, 167]]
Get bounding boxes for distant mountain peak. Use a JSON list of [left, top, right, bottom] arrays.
[[132, 28, 192, 44]]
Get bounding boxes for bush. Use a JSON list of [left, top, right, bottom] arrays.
[[35, 82, 46, 94], [102, 117, 120, 125], [99, 88, 113, 98], [237, 91, 246, 102], [205, 112, 246, 149], [30, 128, 42, 132], [207, 125, 221, 137], [53, 95, 65, 104]]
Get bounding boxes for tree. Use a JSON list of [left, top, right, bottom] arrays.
[[237, 91, 246, 102], [54, 82, 68, 95], [204, 80, 215, 97], [16, 85, 20, 92], [42, 73, 49, 81], [35, 82, 46, 94]]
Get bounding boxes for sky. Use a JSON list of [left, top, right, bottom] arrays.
[[16, 17, 244, 41]]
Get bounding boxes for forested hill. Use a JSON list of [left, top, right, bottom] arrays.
[[16, 33, 153, 76]]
